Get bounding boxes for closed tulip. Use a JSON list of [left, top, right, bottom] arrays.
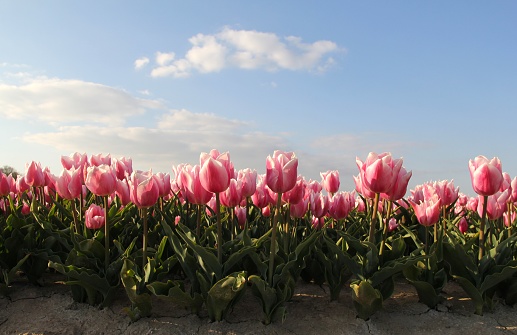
[[85, 164, 117, 196], [328, 191, 355, 220], [53, 167, 82, 200], [199, 152, 231, 193], [220, 178, 243, 208], [320, 170, 340, 195], [85, 203, 105, 230], [129, 169, 160, 209], [356, 152, 402, 195], [381, 166, 412, 201], [409, 194, 441, 226], [0, 171, 10, 197], [468, 155, 503, 196], [266, 150, 298, 194], [480, 190, 509, 221], [24, 161, 46, 188], [182, 165, 213, 205]]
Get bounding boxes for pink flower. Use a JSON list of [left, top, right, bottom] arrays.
[[328, 191, 355, 220], [480, 190, 509, 220], [220, 178, 243, 208], [388, 218, 399, 232], [434, 180, 459, 207], [0, 171, 11, 197], [24, 161, 46, 187], [409, 194, 441, 226], [115, 179, 131, 206], [381, 166, 412, 201], [265, 150, 298, 194], [290, 197, 308, 218], [353, 173, 376, 199], [235, 206, 247, 229], [458, 217, 468, 234], [112, 156, 133, 180], [282, 175, 305, 205], [199, 151, 232, 193], [181, 165, 213, 205], [311, 215, 325, 229], [309, 192, 329, 218], [356, 152, 402, 195], [320, 170, 340, 195], [252, 174, 272, 209], [129, 170, 160, 209], [238, 168, 257, 199], [85, 164, 117, 196], [85, 203, 105, 230], [155, 172, 171, 198], [468, 155, 503, 196], [53, 167, 82, 200], [504, 211, 515, 228]]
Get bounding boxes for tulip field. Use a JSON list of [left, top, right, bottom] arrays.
[[1, 150, 517, 324]]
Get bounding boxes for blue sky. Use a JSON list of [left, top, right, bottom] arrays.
[[1, 1, 516, 196]]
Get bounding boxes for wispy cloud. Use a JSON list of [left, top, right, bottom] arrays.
[[144, 27, 342, 78], [0, 77, 164, 126], [134, 57, 150, 70]]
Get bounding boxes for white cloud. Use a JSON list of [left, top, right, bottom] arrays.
[[145, 27, 342, 78], [0, 77, 164, 126], [134, 57, 150, 70]]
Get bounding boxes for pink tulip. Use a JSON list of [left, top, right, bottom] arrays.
[[199, 152, 231, 193], [381, 166, 412, 201], [220, 178, 243, 208], [409, 194, 441, 226], [309, 192, 329, 218], [504, 211, 515, 228], [112, 156, 133, 180], [320, 170, 340, 195], [388, 218, 399, 232], [265, 150, 298, 194], [115, 179, 131, 206], [252, 175, 272, 209], [356, 152, 402, 195], [304, 179, 322, 198], [155, 172, 171, 198], [90, 153, 112, 166], [0, 171, 10, 197], [53, 167, 82, 200], [16, 175, 30, 194], [480, 190, 509, 221], [282, 175, 305, 204], [24, 161, 46, 187], [311, 215, 325, 229], [129, 170, 160, 209], [238, 168, 257, 199], [235, 206, 247, 229], [468, 155, 503, 196], [85, 203, 105, 230], [61, 152, 87, 171], [458, 217, 468, 234], [353, 173, 376, 199], [328, 191, 355, 220], [511, 177, 517, 203], [290, 197, 309, 218], [182, 165, 213, 205], [85, 164, 117, 196]]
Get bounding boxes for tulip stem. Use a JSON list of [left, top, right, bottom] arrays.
[[368, 193, 380, 244], [142, 208, 148, 270], [268, 192, 282, 286], [216, 193, 223, 264], [478, 195, 488, 263], [103, 196, 109, 273], [379, 200, 392, 259]]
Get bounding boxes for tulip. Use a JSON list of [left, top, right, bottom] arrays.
[[220, 178, 243, 208], [309, 192, 329, 218], [290, 197, 308, 218], [320, 170, 340, 196], [199, 154, 231, 194], [458, 217, 468, 234], [61, 152, 87, 171], [182, 165, 213, 205], [480, 190, 509, 221], [265, 150, 298, 194], [90, 153, 112, 167], [0, 171, 10, 197], [282, 175, 305, 205], [24, 161, 46, 188], [112, 156, 133, 181], [356, 152, 402, 195], [328, 191, 355, 221], [85, 203, 105, 230], [311, 215, 325, 230], [115, 179, 131, 206], [409, 194, 441, 254], [388, 218, 399, 232], [199, 150, 233, 263], [238, 168, 257, 199], [53, 168, 82, 200], [469, 156, 503, 197], [266, 150, 298, 285], [85, 164, 116, 197], [252, 175, 272, 209], [381, 167, 412, 202], [469, 155, 503, 261], [129, 170, 160, 209]]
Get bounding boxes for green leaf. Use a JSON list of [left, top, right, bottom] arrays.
[[147, 280, 204, 314], [248, 275, 287, 325], [120, 258, 152, 321], [406, 278, 443, 308], [206, 271, 247, 321], [452, 275, 484, 315], [351, 280, 383, 320]]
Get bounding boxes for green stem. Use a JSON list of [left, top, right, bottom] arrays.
[[103, 196, 109, 273], [478, 195, 488, 263], [142, 208, 148, 270], [268, 192, 282, 286], [368, 193, 380, 244], [379, 200, 392, 258], [216, 193, 222, 264], [196, 204, 202, 240]]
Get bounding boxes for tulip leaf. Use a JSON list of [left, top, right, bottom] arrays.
[[206, 271, 247, 321], [351, 280, 383, 320]]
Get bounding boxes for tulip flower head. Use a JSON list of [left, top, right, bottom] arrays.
[[85, 164, 117, 197], [129, 169, 160, 209], [266, 150, 298, 194], [356, 152, 403, 195], [468, 155, 503, 196], [85, 203, 105, 230]]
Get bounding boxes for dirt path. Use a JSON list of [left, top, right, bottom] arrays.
[[1, 273, 515, 335]]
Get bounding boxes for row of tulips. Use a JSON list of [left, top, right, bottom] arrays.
[[1, 150, 517, 323]]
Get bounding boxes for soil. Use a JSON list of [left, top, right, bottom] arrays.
[[1, 272, 516, 335]]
